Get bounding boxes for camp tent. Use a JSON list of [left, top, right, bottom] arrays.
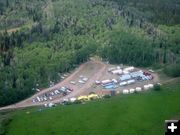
[[135, 87, 142, 92], [88, 94, 99, 100], [78, 96, 89, 101]]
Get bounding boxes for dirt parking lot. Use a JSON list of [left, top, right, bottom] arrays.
[[0, 58, 159, 110]]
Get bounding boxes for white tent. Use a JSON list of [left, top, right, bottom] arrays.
[[144, 85, 150, 90], [48, 103, 55, 107], [129, 88, 135, 93], [148, 84, 154, 88], [70, 97, 77, 102], [122, 89, 129, 94]]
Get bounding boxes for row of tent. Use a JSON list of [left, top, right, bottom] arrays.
[[43, 94, 99, 108], [122, 84, 154, 94], [110, 66, 135, 75], [77, 94, 99, 101]]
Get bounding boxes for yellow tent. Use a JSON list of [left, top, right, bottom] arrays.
[[77, 95, 89, 101], [88, 94, 98, 99]]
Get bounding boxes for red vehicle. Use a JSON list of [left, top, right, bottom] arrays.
[[143, 72, 151, 76], [66, 86, 73, 92]]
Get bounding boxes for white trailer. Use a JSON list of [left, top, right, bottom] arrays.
[[123, 66, 134, 72], [108, 67, 116, 72], [123, 70, 129, 74], [111, 69, 123, 74], [101, 79, 112, 84], [127, 79, 135, 84], [120, 81, 127, 86]]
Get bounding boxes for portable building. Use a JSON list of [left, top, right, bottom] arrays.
[[112, 79, 118, 83], [102, 82, 114, 87], [108, 67, 116, 72], [119, 81, 127, 86], [120, 74, 131, 81], [127, 79, 135, 84], [130, 70, 144, 78], [104, 84, 115, 89], [123, 70, 129, 74], [123, 66, 134, 72], [111, 69, 123, 74], [101, 79, 112, 84]]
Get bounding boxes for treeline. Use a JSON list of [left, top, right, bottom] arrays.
[[0, 29, 97, 106], [107, 0, 180, 25], [99, 27, 180, 66], [0, 0, 46, 30]]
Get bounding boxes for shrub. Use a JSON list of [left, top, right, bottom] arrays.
[[164, 64, 180, 77], [103, 95, 111, 99], [153, 84, 161, 91]]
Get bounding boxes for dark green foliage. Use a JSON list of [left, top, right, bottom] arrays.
[[74, 100, 82, 104], [99, 30, 155, 66], [153, 84, 161, 91], [0, 115, 12, 135], [164, 64, 180, 77], [107, 0, 180, 25], [103, 95, 111, 98]]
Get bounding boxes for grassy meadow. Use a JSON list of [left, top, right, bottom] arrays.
[[4, 81, 180, 135]]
